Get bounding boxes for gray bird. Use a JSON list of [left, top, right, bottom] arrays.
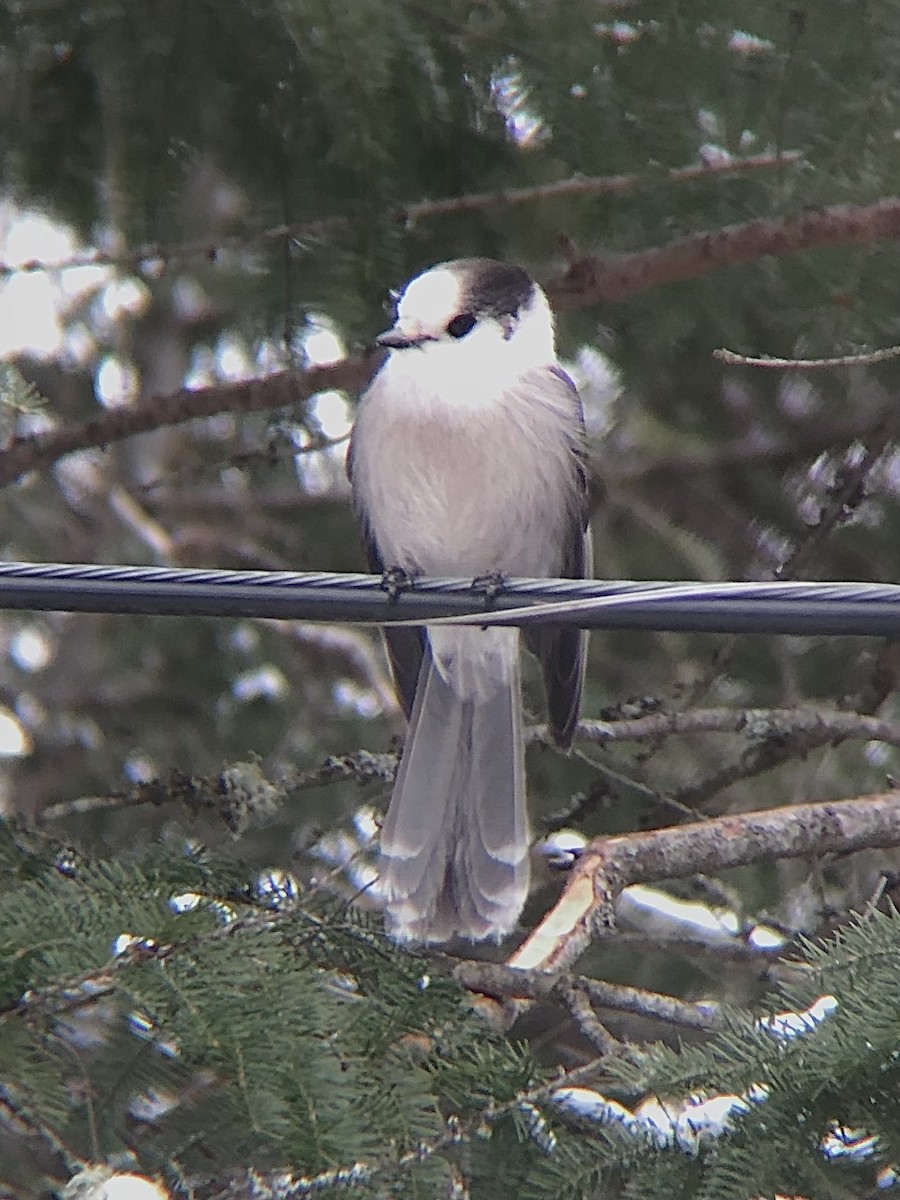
[[348, 258, 591, 942]]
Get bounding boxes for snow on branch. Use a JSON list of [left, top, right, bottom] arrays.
[[509, 790, 900, 975]]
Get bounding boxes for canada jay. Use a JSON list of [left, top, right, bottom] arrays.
[[348, 258, 590, 942]]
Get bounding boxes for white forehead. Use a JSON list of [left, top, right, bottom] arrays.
[[396, 267, 462, 326]]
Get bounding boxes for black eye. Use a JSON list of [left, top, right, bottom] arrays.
[[446, 312, 476, 339]]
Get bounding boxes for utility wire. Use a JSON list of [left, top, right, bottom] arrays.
[[0, 561, 899, 636]]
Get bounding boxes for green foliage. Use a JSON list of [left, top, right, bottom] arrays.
[[2, 814, 900, 1198], [4, 1, 900, 1196], [499, 910, 900, 1200], [0, 816, 540, 1190], [0, 362, 44, 412], [0, 362, 45, 445]]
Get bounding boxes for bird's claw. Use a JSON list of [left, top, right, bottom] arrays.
[[471, 571, 507, 605], [381, 565, 417, 602]]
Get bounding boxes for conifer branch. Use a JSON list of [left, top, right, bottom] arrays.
[[453, 962, 725, 1034], [396, 151, 803, 223], [0, 358, 376, 490], [1, 900, 317, 1024], [510, 790, 900, 974], [3, 196, 900, 488], [545, 194, 900, 310], [192, 1048, 620, 1199], [0, 152, 801, 281], [567, 705, 900, 753], [39, 704, 900, 827], [0, 1083, 83, 1173], [38, 751, 396, 825]]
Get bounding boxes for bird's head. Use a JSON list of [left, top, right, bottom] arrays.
[[375, 259, 557, 396]]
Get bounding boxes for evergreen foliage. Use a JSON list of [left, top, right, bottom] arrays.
[[2, 814, 899, 1196], [0, 816, 515, 1189], [1, 2, 900, 1196]]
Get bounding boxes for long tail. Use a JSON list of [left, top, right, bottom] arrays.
[[379, 639, 529, 943]]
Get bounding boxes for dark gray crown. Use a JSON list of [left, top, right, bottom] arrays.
[[450, 258, 535, 320]]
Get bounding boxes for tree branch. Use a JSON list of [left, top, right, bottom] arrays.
[[714, 343, 900, 369], [42, 705, 900, 826], [5, 195, 900, 488], [554, 979, 622, 1054], [774, 427, 892, 581], [37, 749, 396, 825], [398, 151, 803, 223], [0, 1084, 82, 1174], [567, 705, 900, 753], [0, 152, 801, 280], [510, 791, 900, 974], [193, 1048, 617, 1200], [545, 195, 900, 310], [535, 705, 900, 814], [453, 961, 725, 1034], [0, 357, 376, 490], [620, 414, 888, 480]]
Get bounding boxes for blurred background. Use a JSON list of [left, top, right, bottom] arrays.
[[2, 0, 900, 1046]]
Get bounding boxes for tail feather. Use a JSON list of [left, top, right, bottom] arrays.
[[379, 642, 529, 943]]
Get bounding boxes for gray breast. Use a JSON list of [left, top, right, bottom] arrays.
[[352, 370, 578, 578]]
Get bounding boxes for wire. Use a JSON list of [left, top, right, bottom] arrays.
[[0, 561, 899, 636]]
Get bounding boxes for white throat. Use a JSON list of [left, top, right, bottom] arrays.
[[382, 281, 557, 414]]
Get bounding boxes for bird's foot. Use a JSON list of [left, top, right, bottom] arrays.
[[470, 570, 507, 605], [380, 565, 418, 602]]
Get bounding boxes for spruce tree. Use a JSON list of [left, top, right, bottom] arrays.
[[1, 3, 900, 1196]]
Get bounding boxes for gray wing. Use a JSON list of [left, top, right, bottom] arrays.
[[347, 432, 426, 720], [524, 366, 592, 749]]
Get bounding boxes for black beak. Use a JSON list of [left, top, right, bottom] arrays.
[[375, 330, 437, 350]]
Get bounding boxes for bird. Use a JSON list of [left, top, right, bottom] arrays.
[[347, 257, 591, 943]]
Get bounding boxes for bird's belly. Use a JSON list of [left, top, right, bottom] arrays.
[[360, 420, 562, 578]]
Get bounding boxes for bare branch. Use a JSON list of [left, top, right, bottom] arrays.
[[276, 622, 398, 715], [399, 151, 803, 223], [454, 961, 724, 1034], [0, 152, 801, 281], [606, 931, 785, 968], [544, 195, 900, 310], [0, 358, 374, 489], [532, 706, 900, 814], [42, 705, 900, 825], [4, 196, 900, 487], [568, 705, 900, 753], [715, 344, 900, 369], [38, 750, 396, 825], [556, 980, 622, 1054], [108, 484, 175, 560], [621, 682, 899, 816], [510, 790, 900, 974]]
